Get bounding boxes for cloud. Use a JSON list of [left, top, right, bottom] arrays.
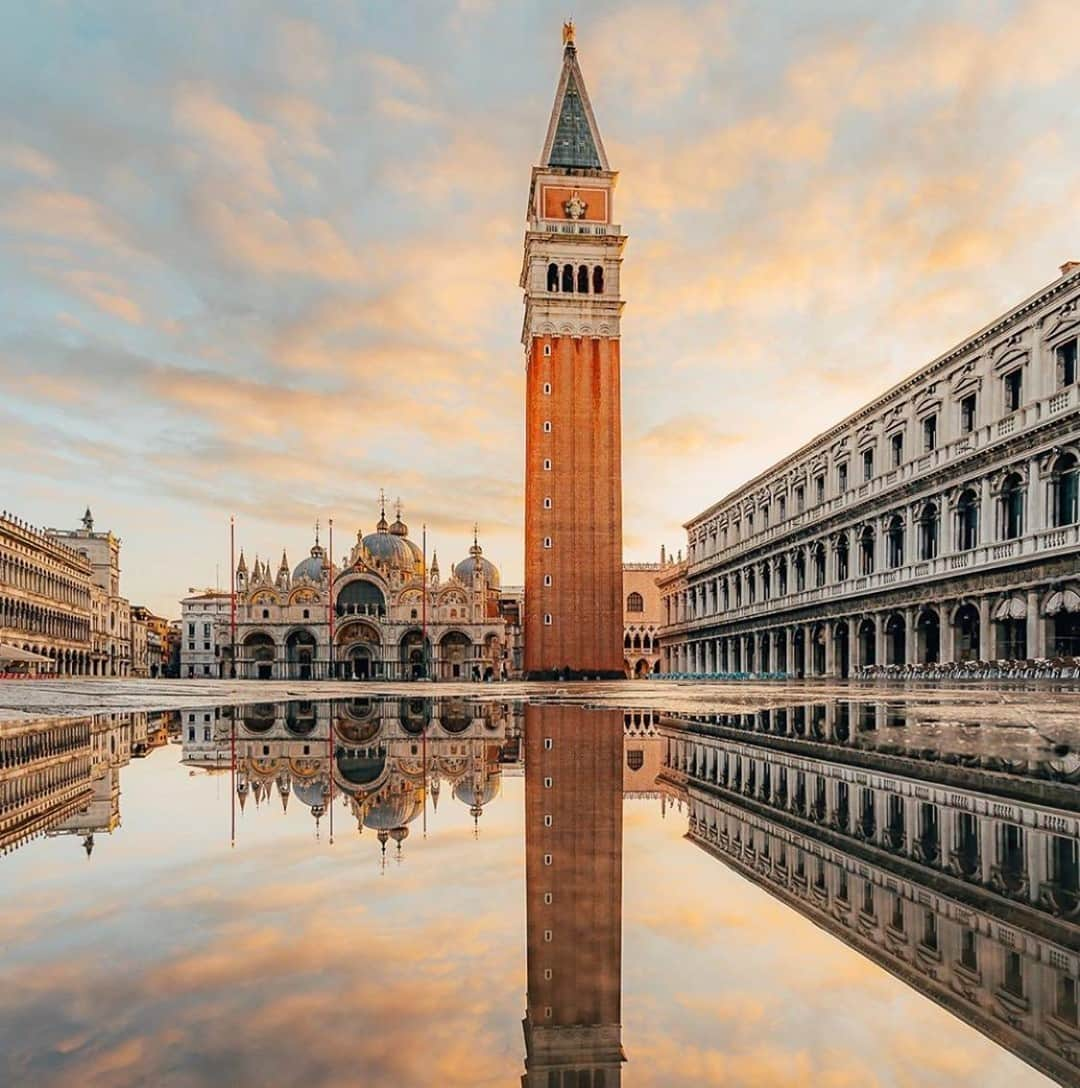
[[637, 415, 746, 457]]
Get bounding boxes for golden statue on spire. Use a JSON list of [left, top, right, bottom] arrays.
[[562, 19, 575, 47]]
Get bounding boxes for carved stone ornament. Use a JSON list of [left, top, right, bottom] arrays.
[[563, 190, 588, 220]]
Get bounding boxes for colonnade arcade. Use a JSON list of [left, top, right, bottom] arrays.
[[666, 579, 1080, 677], [235, 624, 506, 682]]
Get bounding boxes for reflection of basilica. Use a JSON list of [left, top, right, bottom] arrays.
[[659, 699, 1080, 1086], [1, 710, 172, 858], [226, 499, 521, 682], [523, 705, 626, 1086], [182, 699, 522, 858]]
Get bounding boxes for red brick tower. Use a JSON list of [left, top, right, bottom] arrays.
[[521, 21, 626, 679]]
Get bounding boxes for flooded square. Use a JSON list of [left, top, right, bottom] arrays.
[[1, 685, 1077, 1086]]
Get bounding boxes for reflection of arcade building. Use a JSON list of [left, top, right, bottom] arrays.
[[227, 502, 519, 681], [2, 711, 169, 858], [660, 703, 1080, 1085], [202, 699, 520, 855]]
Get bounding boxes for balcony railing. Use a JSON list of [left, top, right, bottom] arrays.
[[685, 382, 1080, 573], [670, 522, 1080, 633]]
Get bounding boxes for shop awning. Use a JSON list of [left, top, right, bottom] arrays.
[[1044, 588, 1080, 616], [0, 644, 52, 664]]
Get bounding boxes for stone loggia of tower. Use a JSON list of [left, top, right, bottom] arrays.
[[521, 22, 626, 679]]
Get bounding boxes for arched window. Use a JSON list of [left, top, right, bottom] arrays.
[[794, 551, 806, 592], [721, 576, 730, 610], [626, 591, 644, 613], [1000, 473, 1024, 540], [632, 633, 641, 650], [1052, 453, 1079, 527], [887, 515, 904, 569], [593, 265, 604, 293], [747, 568, 756, 603], [835, 533, 849, 581], [562, 264, 574, 292], [956, 489, 978, 550], [577, 265, 589, 293], [813, 543, 826, 587], [642, 633, 651, 650], [547, 262, 559, 291], [624, 633, 632, 649], [918, 502, 939, 560], [761, 561, 771, 600]]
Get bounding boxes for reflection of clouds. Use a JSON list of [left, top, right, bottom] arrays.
[[621, 799, 1051, 1088], [0, 865, 524, 1088]]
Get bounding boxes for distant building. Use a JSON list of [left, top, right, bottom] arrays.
[[622, 557, 668, 677], [131, 607, 170, 678], [661, 264, 1080, 676], [47, 507, 133, 676], [179, 589, 232, 679]]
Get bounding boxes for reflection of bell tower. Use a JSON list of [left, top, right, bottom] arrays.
[[522, 703, 625, 1084], [521, 20, 626, 678]]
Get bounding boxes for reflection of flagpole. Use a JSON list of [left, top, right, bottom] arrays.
[[422, 717, 427, 838], [328, 518, 335, 680], [230, 717, 236, 848], [328, 707, 334, 846]]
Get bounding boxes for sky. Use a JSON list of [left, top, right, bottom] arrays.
[[2, 0, 1080, 618]]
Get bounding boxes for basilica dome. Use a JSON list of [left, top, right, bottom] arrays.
[[292, 779, 330, 810], [452, 772, 502, 810], [361, 504, 422, 575], [362, 529, 419, 574], [453, 535, 500, 589], [293, 529, 327, 582], [362, 788, 424, 831]]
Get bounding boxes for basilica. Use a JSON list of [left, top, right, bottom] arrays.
[[225, 500, 521, 682]]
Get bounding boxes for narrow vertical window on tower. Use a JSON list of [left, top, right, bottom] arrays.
[[593, 265, 604, 293], [547, 263, 559, 291], [543, 420, 552, 433], [577, 265, 589, 293], [543, 497, 552, 509], [543, 382, 551, 393], [561, 264, 574, 292]]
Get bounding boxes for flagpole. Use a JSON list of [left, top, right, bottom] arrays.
[[421, 523, 428, 680], [328, 517, 335, 681], [229, 515, 237, 679]]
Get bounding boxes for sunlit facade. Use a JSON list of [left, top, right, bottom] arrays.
[[661, 264, 1080, 676], [222, 501, 521, 682]]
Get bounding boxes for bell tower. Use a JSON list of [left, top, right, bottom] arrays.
[[521, 21, 626, 679]]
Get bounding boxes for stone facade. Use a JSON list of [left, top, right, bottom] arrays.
[[622, 561, 665, 677], [522, 29, 625, 679], [219, 503, 519, 682], [47, 508, 134, 677], [660, 264, 1080, 676], [179, 590, 231, 678], [0, 510, 92, 675]]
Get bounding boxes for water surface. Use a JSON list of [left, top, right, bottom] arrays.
[[1, 694, 1076, 1086]]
